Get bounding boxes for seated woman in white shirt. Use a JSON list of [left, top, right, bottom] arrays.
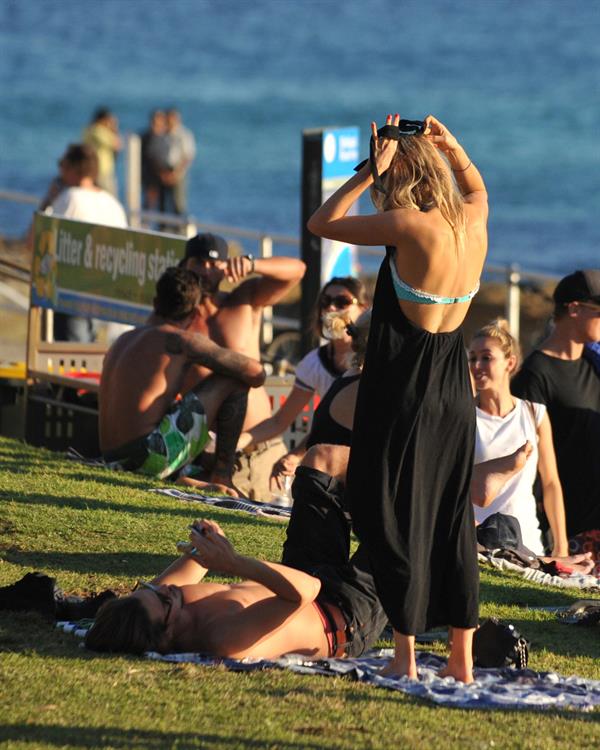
[[468, 319, 569, 557], [237, 277, 368, 485]]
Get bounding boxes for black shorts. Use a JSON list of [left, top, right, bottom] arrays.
[[282, 466, 388, 657]]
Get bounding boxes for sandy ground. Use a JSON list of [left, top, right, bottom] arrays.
[[0, 234, 555, 367]]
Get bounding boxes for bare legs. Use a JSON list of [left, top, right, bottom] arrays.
[[381, 632, 418, 679], [381, 627, 474, 683], [439, 627, 474, 683]]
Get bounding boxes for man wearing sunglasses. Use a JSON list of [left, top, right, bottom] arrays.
[[512, 269, 600, 573], [85, 473, 388, 659], [179, 233, 306, 501]]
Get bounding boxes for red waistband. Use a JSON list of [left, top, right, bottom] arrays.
[[313, 599, 349, 658]]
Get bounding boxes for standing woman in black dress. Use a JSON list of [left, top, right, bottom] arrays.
[[308, 114, 488, 683]]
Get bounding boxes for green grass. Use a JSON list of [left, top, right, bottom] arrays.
[[0, 436, 598, 750]]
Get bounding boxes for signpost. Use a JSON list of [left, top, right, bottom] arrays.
[[300, 126, 360, 354], [32, 213, 186, 326]]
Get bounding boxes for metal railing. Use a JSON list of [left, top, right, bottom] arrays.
[[0, 179, 559, 343]]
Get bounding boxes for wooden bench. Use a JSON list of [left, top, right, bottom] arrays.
[[24, 213, 312, 456]]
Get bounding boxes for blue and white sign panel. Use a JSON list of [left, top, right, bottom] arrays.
[[321, 127, 360, 284]]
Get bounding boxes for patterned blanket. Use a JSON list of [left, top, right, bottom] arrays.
[[149, 487, 292, 518], [58, 621, 600, 712]]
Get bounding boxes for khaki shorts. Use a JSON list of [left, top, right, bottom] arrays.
[[232, 438, 287, 502]]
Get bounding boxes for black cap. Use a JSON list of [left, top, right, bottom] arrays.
[[476, 513, 538, 562], [184, 233, 228, 262], [553, 269, 600, 306]]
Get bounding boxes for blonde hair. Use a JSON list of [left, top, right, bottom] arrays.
[[471, 318, 522, 371], [371, 136, 466, 253]]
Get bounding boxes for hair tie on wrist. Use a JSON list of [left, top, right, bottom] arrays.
[[452, 161, 472, 173]]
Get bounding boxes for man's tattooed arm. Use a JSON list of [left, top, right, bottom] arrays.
[[165, 330, 265, 387]]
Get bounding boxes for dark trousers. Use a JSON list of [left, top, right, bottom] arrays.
[[282, 466, 388, 657]]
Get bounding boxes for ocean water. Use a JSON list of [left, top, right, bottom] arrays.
[[1, 0, 599, 275]]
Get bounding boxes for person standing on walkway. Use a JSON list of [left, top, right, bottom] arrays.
[[150, 108, 196, 215], [82, 107, 122, 197]]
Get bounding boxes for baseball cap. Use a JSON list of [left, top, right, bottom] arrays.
[[553, 269, 600, 306], [184, 233, 228, 262], [476, 513, 538, 564]]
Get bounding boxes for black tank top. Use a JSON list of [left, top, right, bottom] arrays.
[[306, 374, 360, 449]]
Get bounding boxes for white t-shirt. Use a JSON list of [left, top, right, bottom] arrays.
[[474, 398, 546, 554], [294, 345, 341, 398], [50, 187, 127, 228], [50, 187, 130, 340]]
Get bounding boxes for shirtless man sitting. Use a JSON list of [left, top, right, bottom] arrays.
[[99, 267, 265, 493], [84, 454, 388, 659], [179, 233, 306, 501]]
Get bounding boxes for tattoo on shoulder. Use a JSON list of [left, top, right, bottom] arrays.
[[165, 332, 184, 355]]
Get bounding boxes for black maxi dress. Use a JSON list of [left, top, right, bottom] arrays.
[[345, 248, 479, 635]]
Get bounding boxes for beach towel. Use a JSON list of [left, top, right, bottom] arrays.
[[58, 621, 600, 712], [149, 488, 292, 518], [478, 552, 600, 591]]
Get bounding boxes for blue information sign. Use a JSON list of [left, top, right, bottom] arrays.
[[320, 127, 360, 283]]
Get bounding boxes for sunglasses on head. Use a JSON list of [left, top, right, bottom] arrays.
[[134, 581, 175, 623], [320, 293, 358, 310]]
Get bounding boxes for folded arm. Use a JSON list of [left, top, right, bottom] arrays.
[[168, 330, 265, 387], [189, 520, 320, 604]]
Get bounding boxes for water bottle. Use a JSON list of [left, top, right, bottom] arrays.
[[272, 474, 294, 508]]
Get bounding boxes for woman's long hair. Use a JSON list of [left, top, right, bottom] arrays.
[[371, 136, 466, 253]]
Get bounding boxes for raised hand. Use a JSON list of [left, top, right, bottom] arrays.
[[270, 453, 300, 492], [371, 113, 400, 175], [423, 115, 459, 154], [189, 519, 238, 574], [224, 256, 253, 284]]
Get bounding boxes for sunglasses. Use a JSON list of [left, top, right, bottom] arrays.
[[320, 294, 358, 310], [577, 302, 600, 316], [134, 581, 175, 624]]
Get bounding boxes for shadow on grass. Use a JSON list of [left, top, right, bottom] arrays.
[[479, 567, 593, 608], [2, 549, 181, 577], [0, 724, 333, 748], [0, 488, 278, 530]]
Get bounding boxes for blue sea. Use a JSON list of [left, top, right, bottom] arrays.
[[1, 0, 599, 275]]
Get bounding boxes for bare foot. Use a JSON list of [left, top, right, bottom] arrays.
[[439, 662, 474, 684], [380, 658, 418, 680], [541, 552, 594, 576], [210, 473, 245, 498], [478, 441, 533, 505], [176, 476, 239, 497]]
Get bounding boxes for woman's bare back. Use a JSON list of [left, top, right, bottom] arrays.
[[390, 205, 487, 334]]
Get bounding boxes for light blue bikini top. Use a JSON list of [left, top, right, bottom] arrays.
[[388, 255, 480, 305]]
